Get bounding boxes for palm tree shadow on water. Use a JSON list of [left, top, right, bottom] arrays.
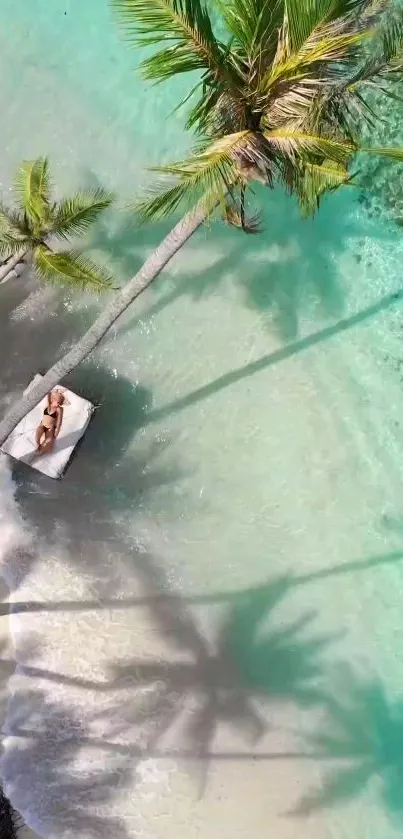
[[0, 353, 192, 834], [95, 182, 395, 346], [7, 360, 184, 592], [222, 579, 338, 707], [290, 665, 403, 826], [5, 403, 403, 829], [0, 364, 200, 832], [2, 685, 134, 839], [2, 198, 403, 827], [0, 274, 98, 417]]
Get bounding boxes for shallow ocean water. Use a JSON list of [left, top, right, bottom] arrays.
[[2, 2, 403, 838]]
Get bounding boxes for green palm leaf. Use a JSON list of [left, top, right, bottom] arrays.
[[263, 30, 370, 99], [264, 128, 355, 164], [216, 0, 283, 58], [297, 160, 351, 214], [33, 246, 113, 291], [136, 131, 255, 221], [363, 146, 403, 161], [14, 158, 51, 223], [352, 4, 403, 85], [285, 0, 369, 53], [50, 189, 114, 239], [112, 0, 224, 80], [381, 6, 403, 71], [114, 0, 403, 223], [0, 205, 32, 257]]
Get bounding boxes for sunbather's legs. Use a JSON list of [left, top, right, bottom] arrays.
[[40, 433, 55, 454], [35, 426, 55, 455], [35, 424, 46, 450]]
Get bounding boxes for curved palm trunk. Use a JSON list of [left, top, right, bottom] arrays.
[[0, 204, 207, 446], [0, 250, 27, 284]]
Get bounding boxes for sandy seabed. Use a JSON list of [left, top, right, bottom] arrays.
[[2, 2, 403, 839]]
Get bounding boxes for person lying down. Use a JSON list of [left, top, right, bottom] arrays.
[[35, 389, 67, 455]]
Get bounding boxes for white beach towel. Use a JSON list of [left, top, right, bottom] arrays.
[[1, 374, 94, 478]]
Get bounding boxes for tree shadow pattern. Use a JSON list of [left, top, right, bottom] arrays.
[[7, 360, 184, 594], [90, 182, 394, 346], [101, 574, 334, 796], [291, 666, 403, 824], [0, 272, 98, 417], [0, 786, 21, 839], [2, 176, 403, 834], [3, 685, 134, 839], [5, 564, 403, 829], [1, 573, 335, 819]]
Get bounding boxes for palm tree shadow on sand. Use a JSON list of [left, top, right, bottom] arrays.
[[62, 574, 336, 798], [1, 574, 337, 811], [290, 665, 403, 825], [2, 685, 134, 839]]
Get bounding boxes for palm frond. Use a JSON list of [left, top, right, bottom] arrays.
[[224, 189, 262, 233], [216, 0, 283, 60], [360, 4, 403, 86], [381, 6, 403, 66], [284, 0, 370, 53], [363, 146, 403, 162], [296, 160, 351, 214], [112, 0, 403, 229], [263, 28, 371, 98], [264, 128, 355, 165], [135, 131, 254, 221], [14, 158, 51, 223], [50, 189, 114, 239], [111, 0, 226, 80], [304, 86, 372, 140], [185, 80, 224, 132], [0, 205, 30, 236], [344, 6, 399, 89], [0, 205, 32, 257], [33, 246, 113, 291], [0, 235, 30, 259]]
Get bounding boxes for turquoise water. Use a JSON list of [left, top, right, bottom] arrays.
[[2, 2, 403, 838]]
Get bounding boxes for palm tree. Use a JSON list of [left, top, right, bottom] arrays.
[[0, 157, 114, 289], [1, 0, 403, 443]]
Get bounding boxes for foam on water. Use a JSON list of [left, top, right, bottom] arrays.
[[0, 456, 33, 580]]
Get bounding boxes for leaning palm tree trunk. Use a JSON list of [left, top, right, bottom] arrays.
[[0, 250, 27, 284], [0, 203, 207, 446]]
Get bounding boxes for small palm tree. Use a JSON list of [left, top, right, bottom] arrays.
[[2, 0, 403, 441], [0, 157, 114, 289]]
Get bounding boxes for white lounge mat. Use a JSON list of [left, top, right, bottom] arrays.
[[1, 374, 94, 478]]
